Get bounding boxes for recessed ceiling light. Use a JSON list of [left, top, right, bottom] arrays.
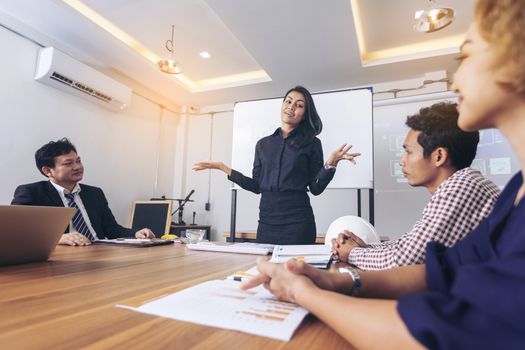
[[61, 0, 271, 92], [199, 51, 211, 59]]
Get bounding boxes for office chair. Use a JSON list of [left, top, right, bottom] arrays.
[[324, 215, 380, 245]]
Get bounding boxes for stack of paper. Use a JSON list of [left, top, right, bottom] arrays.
[[117, 279, 308, 341], [186, 241, 274, 255], [270, 245, 332, 268]]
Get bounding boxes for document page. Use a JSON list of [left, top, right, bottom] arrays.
[[186, 241, 274, 255], [270, 244, 332, 265], [117, 279, 308, 341]]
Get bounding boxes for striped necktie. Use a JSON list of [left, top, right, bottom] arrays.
[[64, 192, 95, 241]]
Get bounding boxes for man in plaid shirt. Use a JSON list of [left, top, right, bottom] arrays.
[[332, 102, 500, 270]]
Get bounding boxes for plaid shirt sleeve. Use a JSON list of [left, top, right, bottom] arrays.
[[348, 168, 500, 270]]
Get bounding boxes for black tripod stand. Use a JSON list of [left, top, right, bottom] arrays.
[[172, 199, 193, 225], [151, 190, 195, 225], [171, 190, 195, 225]]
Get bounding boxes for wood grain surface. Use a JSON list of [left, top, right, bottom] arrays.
[[0, 244, 353, 349]]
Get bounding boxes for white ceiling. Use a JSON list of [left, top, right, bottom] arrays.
[[0, 0, 474, 107]]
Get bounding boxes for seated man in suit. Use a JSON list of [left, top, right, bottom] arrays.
[[12, 138, 154, 246], [332, 102, 500, 270]]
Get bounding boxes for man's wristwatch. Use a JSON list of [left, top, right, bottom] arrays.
[[338, 267, 362, 296]]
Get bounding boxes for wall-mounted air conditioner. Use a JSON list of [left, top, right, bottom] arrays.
[[34, 47, 132, 111]]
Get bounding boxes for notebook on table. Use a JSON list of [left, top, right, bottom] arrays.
[[270, 244, 332, 268], [0, 205, 75, 266], [186, 241, 274, 255]]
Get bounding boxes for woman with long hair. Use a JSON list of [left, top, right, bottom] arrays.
[[194, 86, 360, 244]]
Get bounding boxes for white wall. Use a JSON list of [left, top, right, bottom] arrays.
[[0, 25, 181, 227], [182, 104, 235, 241]]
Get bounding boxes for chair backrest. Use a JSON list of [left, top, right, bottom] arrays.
[[129, 200, 173, 236], [324, 215, 380, 245]]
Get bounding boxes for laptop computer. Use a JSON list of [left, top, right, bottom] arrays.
[[0, 205, 75, 266]]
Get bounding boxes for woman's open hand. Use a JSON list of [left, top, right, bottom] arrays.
[[326, 143, 361, 167]]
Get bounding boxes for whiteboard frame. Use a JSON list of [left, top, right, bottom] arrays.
[[231, 87, 374, 189]]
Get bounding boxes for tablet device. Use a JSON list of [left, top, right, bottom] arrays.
[[95, 238, 176, 247]]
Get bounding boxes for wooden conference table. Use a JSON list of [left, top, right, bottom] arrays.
[[0, 244, 353, 349]]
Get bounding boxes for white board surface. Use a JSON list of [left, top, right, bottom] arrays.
[[232, 88, 373, 189]]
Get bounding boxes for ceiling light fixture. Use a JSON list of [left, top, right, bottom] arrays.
[[414, 0, 455, 33], [157, 25, 183, 74], [199, 51, 211, 59]]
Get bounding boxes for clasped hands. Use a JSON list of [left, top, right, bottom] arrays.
[[331, 230, 371, 263]]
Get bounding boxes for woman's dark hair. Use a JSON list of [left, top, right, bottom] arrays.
[[406, 102, 479, 170], [35, 137, 77, 176], [283, 86, 322, 147]]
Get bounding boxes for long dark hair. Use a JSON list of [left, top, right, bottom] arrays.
[[283, 86, 323, 147]]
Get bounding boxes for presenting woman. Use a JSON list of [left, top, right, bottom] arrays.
[[193, 86, 360, 245]]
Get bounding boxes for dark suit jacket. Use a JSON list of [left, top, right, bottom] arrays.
[[11, 181, 132, 239]]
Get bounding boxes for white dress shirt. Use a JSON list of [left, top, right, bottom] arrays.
[[49, 181, 99, 239]]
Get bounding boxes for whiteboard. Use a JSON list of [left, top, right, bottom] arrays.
[[232, 88, 373, 189]]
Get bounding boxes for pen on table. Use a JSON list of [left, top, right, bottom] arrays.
[[327, 253, 337, 269], [226, 275, 251, 282], [341, 232, 362, 246], [233, 270, 257, 277]]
